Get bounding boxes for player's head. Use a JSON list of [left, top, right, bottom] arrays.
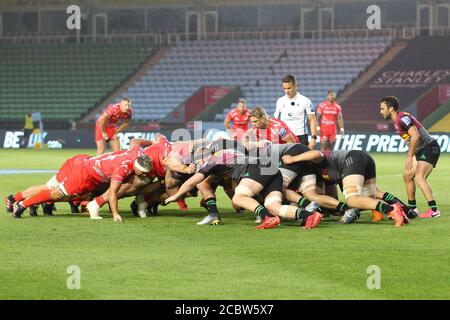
[[379, 96, 400, 120], [120, 98, 132, 112], [281, 74, 297, 99], [327, 90, 336, 103], [133, 155, 152, 176], [250, 106, 269, 129], [236, 98, 247, 113]]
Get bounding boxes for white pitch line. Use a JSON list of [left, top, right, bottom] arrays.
[[0, 169, 57, 175]]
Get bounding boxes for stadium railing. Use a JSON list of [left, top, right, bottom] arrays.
[[3, 26, 450, 46]]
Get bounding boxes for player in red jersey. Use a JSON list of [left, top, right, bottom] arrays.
[[316, 90, 345, 152], [244, 106, 299, 146], [11, 148, 152, 222], [224, 98, 250, 141], [380, 96, 441, 219], [95, 98, 133, 155], [86, 134, 177, 216]]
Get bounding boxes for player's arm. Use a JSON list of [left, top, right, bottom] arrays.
[[108, 180, 122, 222], [405, 126, 420, 170], [282, 150, 324, 165], [307, 113, 318, 149], [316, 111, 322, 134], [337, 112, 345, 135], [165, 172, 206, 204], [282, 133, 297, 144], [224, 116, 232, 130], [129, 138, 154, 149], [113, 119, 130, 138], [97, 114, 110, 140], [274, 101, 280, 119], [165, 155, 196, 174]]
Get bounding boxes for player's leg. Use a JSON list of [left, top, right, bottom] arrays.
[[232, 178, 264, 214], [96, 140, 106, 156], [196, 177, 221, 225], [130, 181, 166, 217], [415, 161, 440, 218], [109, 139, 121, 152], [290, 174, 351, 218], [403, 157, 417, 211], [87, 175, 151, 217], [321, 135, 330, 151], [232, 176, 282, 229], [328, 132, 337, 151], [12, 185, 66, 218], [343, 175, 405, 227]]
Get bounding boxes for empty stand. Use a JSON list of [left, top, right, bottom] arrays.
[[0, 43, 153, 122], [123, 36, 392, 122], [342, 35, 450, 131]]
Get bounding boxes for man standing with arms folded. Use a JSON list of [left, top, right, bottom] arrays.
[[224, 98, 250, 141], [379, 96, 441, 218], [316, 89, 345, 151], [274, 74, 318, 149]]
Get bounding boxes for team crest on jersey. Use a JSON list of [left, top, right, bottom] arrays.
[[401, 116, 412, 126]]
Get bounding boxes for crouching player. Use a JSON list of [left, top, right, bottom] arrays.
[[164, 149, 321, 230], [282, 150, 409, 227], [10, 148, 152, 222]]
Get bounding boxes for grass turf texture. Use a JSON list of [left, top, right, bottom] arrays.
[[0, 149, 449, 300]]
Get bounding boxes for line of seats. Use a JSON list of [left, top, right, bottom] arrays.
[[123, 36, 392, 121], [0, 44, 153, 121]]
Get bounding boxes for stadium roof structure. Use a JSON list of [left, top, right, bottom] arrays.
[[0, 0, 418, 10]]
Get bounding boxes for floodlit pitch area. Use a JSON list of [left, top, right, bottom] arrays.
[[0, 149, 449, 300]]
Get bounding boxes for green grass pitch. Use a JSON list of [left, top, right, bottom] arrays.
[[0, 149, 449, 300]]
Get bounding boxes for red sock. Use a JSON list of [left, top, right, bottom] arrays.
[[14, 192, 24, 202], [23, 190, 52, 208], [95, 196, 107, 207]]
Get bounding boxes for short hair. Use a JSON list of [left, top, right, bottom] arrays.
[[237, 98, 247, 105], [282, 74, 296, 84], [121, 97, 131, 103], [135, 155, 152, 172], [380, 96, 400, 111], [327, 89, 335, 95]]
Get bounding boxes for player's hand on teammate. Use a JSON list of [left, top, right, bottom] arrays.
[[282, 155, 294, 165], [184, 164, 196, 174], [102, 133, 109, 141]]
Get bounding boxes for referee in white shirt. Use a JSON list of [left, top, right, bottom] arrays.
[[274, 74, 318, 149]]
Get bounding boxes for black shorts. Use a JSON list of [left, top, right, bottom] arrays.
[[171, 171, 193, 181], [416, 140, 440, 167], [287, 163, 317, 191], [342, 151, 376, 180], [244, 164, 283, 198], [297, 134, 309, 146]]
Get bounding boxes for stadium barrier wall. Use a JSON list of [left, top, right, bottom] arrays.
[[1, 130, 450, 153]]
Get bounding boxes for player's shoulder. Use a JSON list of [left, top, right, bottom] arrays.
[[317, 100, 327, 109], [228, 108, 237, 115], [271, 118, 286, 127], [276, 95, 288, 105]]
